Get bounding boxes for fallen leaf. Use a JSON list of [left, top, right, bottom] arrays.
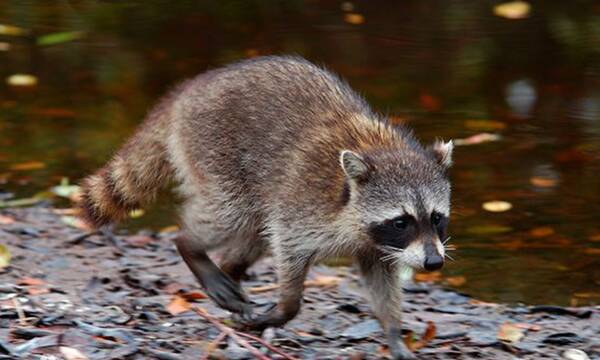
[[59, 346, 89, 360], [0, 215, 15, 224], [405, 321, 436, 351], [0, 24, 27, 36], [166, 295, 192, 315], [529, 226, 555, 238], [37, 31, 85, 46], [464, 120, 506, 131], [493, 1, 531, 19], [445, 276, 466, 287], [160, 225, 180, 233], [27, 287, 50, 295], [414, 271, 442, 282], [344, 13, 365, 25], [61, 216, 91, 231], [124, 235, 153, 248], [182, 291, 207, 301], [0, 244, 11, 269], [454, 133, 501, 146], [250, 275, 343, 293], [9, 161, 46, 171], [163, 282, 186, 294], [497, 322, 524, 343], [482, 200, 512, 212], [6, 74, 38, 87], [17, 277, 46, 286], [530, 176, 558, 188], [514, 323, 541, 331]]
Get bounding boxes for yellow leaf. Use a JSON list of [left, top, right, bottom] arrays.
[[9, 161, 46, 171], [529, 226, 554, 238], [129, 209, 145, 218], [464, 120, 506, 131], [445, 276, 466, 287], [0, 24, 27, 36], [344, 13, 365, 25], [0, 42, 10, 51], [482, 201, 512, 212], [494, 1, 531, 19], [454, 133, 501, 146], [6, 74, 38, 87]]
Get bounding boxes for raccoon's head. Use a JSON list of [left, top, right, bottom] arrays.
[[340, 140, 453, 271]]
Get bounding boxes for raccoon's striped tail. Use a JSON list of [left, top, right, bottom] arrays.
[[78, 101, 173, 229]]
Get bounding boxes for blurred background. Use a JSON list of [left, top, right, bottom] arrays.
[[0, 0, 598, 306]]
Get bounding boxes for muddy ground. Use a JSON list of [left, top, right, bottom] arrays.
[[0, 206, 598, 359]]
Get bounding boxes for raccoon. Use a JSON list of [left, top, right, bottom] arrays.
[[79, 56, 453, 360]]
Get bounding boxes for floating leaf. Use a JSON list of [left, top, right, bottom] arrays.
[[37, 31, 85, 46], [0, 24, 27, 36], [17, 276, 46, 286], [414, 271, 442, 282], [588, 234, 600, 242], [454, 133, 501, 146], [529, 226, 555, 238], [166, 295, 192, 315], [464, 120, 506, 131], [467, 224, 513, 235], [129, 209, 145, 218], [497, 322, 524, 343], [0, 244, 11, 269], [6, 74, 38, 87], [493, 1, 531, 19], [530, 176, 558, 188], [344, 13, 365, 25], [160, 225, 180, 233], [445, 276, 466, 287], [9, 161, 46, 171], [0, 42, 10, 51], [51, 177, 81, 199], [482, 200, 512, 212]]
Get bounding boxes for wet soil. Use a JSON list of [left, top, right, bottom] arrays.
[[0, 206, 598, 359]]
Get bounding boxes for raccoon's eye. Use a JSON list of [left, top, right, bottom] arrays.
[[431, 212, 443, 226], [392, 219, 407, 230]]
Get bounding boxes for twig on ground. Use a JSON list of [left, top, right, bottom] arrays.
[[67, 230, 100, 244], [194, 306, 299, 360], [12, 298, 28, 326], [200, 331, 227, 360]]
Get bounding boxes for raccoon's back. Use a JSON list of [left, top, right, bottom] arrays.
[[172, 56, 371, 191]]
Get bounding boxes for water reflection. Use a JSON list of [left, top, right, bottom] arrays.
[[0, 1, 598, 305]]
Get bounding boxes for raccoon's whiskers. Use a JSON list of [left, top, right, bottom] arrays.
[[444, 253, 455, 262], [442, 236, 452, 245]]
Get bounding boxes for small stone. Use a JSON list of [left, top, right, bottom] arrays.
[[562, 349, 590, 360], [341, 319, 382, 340]]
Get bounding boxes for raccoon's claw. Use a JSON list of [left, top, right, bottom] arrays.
[[202, 271, 251, 315]]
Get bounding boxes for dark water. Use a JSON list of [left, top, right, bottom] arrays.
[[1, 1, 599, 305]]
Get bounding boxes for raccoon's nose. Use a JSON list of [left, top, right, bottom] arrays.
[[424, 254, 444, 271]]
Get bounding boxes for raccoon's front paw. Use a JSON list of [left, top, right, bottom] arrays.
[[388, 327, 417, 360], [202, 271, 252, 316]]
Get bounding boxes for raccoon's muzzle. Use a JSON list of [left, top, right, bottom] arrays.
[[423, 238, 444, 271]]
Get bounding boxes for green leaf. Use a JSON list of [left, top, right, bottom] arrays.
[[51, 177, 81, 198], [37, 31, 84, 46]]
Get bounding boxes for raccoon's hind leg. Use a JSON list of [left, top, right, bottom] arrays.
[[175, 197, 252, 316], [219, 235, 268, 282]]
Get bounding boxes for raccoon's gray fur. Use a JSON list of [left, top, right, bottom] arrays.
[[79, 56, 453, 360]]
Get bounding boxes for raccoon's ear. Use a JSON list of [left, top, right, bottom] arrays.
[[340, 150, 369, 180], [431, 140, 453, 168]]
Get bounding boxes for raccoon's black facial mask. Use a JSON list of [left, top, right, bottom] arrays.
[[368, 212, 449, 249], [368, 215, 417, 249]]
